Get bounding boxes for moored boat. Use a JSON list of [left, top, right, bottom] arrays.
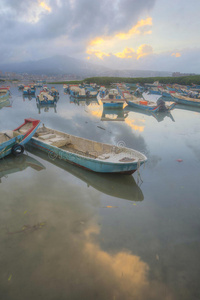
[[29, 125, 147, 174], [0, 118, 40, 159], [97, 89, 126, 108], [171, 92, 200, 107], [36, 91, 55, 104], [0, 87, 10, 101], [126, 96, 176, 112]]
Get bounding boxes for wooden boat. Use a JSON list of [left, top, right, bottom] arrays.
[[36, 91, 55, 104], [23, 86, 35, 95], [29, 125, 147, 174], [126, 96, 176, 112], [97, 89, 126, 108], [171, 92, 200, 107], [0, 154, 45, 183], [0, 118, 40, 159], [26, 145, 144, 201], [0, 87, 10, 101]]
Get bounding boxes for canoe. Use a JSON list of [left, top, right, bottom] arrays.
[[0, 154, 45, 183], [126, 98, 176, 112], [26, 145, 144, 201], [171, 93, 200, 107], [29, 125, 147, 174], [0, 118, 40, 159]]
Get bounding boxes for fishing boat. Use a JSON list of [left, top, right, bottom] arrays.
[[97, 89, 126, 108], [0, 87, 10, 101], [0, 118, 40, 159], [126, 96, 176, 112], [171, 92, 200, 107], [26, 145, 144, 201], [23, 86, 34, 95], [36, 91, 55, 104], [29, 125, 147, 174]]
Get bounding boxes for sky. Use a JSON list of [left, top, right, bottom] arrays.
[[0, 0, 200, 73]]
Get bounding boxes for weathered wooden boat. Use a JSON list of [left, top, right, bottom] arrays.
[[0, 118, 40, 159], [0, 154, 45, 183], [97, 89, 126, 108], [126, 97, 176, 112], [29, 125, 147, 174], [0, 87, 10, 101], [36, 91, 55, 104], [171, 93, 200, 107], [23, 86, 35, 95], [70, 86, 98, 99], [26, 145, 144, 201]]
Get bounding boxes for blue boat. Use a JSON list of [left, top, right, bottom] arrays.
[[36, 91, 55, 104], [0, 118, 40, 159], [29, 125, 147, 175], [0, 87, 10, 101], [23, 86, 35, 95], [97, 89, 126, 109], [171, 93, 200, 107], [126, 97, 176, 112]]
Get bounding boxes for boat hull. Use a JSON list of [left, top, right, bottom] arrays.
[[127, 100, 176, 112], [29, 138, 145, 174], [172, 97, 200, 107]]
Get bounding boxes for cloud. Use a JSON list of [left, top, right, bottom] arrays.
[[0, 0, 156, 62], [137, 44, 153, 59], [171, 52, 181, 58]]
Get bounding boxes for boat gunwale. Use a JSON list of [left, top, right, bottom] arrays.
[[32, 126, 147, 165]]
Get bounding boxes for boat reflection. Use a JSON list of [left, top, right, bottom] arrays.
[[101, 107, 129, 122], [26, 146, 144, 202], [124, 105, 175, 122], [0, 154, 45, 183], [23, 95, 36, 101], [175, 103, 200, 113], [0, 98, 12, 110], [70, 96, 99, 106], [37, 101, 57, 114]]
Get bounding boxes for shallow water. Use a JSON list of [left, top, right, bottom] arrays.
[[0, 84, 200, 300]]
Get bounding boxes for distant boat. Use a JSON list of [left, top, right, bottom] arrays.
[[97, 89, 126, 108], [126, 96, 176, 112], [0, 154, 45, 183], [29, 125, 147, 175], [0, 118, 40, 159], [171, 92, 200, 107], [70, 86, 98, 99], [26, 145, 144, 201], [23, 86, 35, 95], [36, 91, 55, 104]]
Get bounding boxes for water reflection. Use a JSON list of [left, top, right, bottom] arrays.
[[70, 96, 99, 107], [124, 106, 175, 122], [0, 154, 45, 183], [36, 102, 57, 114], [0, 98, 12, 110], [23, 95, 35, 101], [26, 145, 143, 201], [101, 107, 129, 122]]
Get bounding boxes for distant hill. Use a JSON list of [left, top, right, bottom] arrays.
[[0, 55, 171, 77]]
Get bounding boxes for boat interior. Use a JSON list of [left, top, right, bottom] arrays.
[[0, 122, 33, 144], [34, 126, 141, 162]]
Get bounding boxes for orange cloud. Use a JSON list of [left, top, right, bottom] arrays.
[[137, 44, 153, 59], [38, 0, 51, 12], [171, 52, 181, 57], [86, 49, 110, 60], [116, 17, 153, 40], [115, 47, 136, 59]]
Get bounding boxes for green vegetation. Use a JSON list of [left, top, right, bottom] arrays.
[[83, 75, 200, 86], [49, 75, 200, 86]]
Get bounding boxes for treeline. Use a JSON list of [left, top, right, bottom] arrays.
[[83, 75, 200, 86]]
